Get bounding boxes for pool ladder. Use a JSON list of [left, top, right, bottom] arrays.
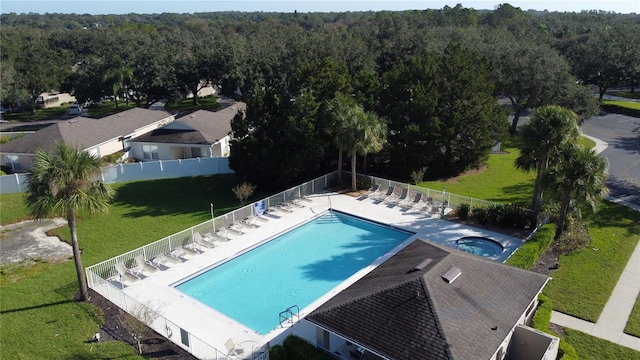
[[279, 305, 300, 328]]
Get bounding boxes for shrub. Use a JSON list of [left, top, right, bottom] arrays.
[[532, 294, 553, 331], [505, 224, 555, 269], [457, 203, 471, 220], [232, 181, 257, 206], [472, 207, 488, 224], [558, 339, 579, 360], [356, 176, 372, 191], [268, 336, 333, 360], [485, 203, 531, 229], [531, 294, 579, 360], [555, 221, 591, 255]]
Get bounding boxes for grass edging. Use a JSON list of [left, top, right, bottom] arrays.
[[505, 223, 555, 269]]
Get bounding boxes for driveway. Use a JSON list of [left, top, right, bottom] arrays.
[[581, 113, 640, 207]]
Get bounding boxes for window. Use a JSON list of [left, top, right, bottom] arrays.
[[191, 147, 201, 158], [4, 155, 21, 171], [142, 145, 159, 160]]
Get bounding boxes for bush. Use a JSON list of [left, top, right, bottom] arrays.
[[457, 203, 471, 220], [532, 294, 553, 331], [472, 207, 488, 224], [555, 221, 591, 255], [531, 294, 579, 360], [506, 224, 555, 269], [485, 203, 531, 229], [558, 339, 579, 360], [356, 176, 372, 191], [268, 336, 333, 360]]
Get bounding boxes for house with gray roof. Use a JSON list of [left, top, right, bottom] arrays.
[[0, 107, 175, 172], [127, 102, 245, 162], [296, 240, 558, 360]]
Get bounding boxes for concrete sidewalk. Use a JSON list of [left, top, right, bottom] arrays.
[[550, 134, 640, 352], [551, 236, 640, 351]]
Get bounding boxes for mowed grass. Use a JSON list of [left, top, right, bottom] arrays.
[[602, 100, 640, 111], [542, 201, 640, 322], [563, 329, 640, 360], [626, 297, 640, 337], [419, 143, 535, 204], [0, 174, 269, 359]]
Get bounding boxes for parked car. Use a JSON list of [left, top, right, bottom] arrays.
[[67, 104, 82, 115]]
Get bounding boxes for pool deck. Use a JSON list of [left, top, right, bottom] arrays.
[[112, 192, 525, 358]]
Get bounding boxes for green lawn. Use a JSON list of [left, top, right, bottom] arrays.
[[2, 106, 67, 122], [625, 296, 640, 337], [602, 100, 640, 111], [419, 142, 535, 204], [542, 202, 640, 322], [0, 174, 269, 359], [164, 95, 222, 112], [563, 328, 640, 360]]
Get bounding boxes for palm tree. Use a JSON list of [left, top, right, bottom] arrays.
[[543, 144, 609, 238], [24, 142, 114, 301], [325, 93, 357, 177], [103, 66, 134, 110], [515, 105, 580, 221]]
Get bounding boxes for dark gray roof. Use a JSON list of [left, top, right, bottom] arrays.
[[130, 102, 246, 145], [0, 107, 173, 154], [307, 240, 549, 360]]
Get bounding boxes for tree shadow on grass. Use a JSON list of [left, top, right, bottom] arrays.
[[587, 201, 640, 238], [111, 175, 268, 219], [484, 180, 535, 204]]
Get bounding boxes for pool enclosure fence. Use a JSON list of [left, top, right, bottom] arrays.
[[85, 171, 500, 359]]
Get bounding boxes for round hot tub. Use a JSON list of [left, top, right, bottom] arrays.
[[456, 236, 504, 257]]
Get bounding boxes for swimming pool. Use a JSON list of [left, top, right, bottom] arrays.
[[456, 236, 504, 257], [175, 211, 412, 335]]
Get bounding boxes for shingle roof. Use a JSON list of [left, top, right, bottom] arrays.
[[0, 107, 173, 154], [307, 240, 549, 360], [130, 102, 246, 145]]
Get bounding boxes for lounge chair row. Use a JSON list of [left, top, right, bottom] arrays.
[[363, 184, 445, 213]]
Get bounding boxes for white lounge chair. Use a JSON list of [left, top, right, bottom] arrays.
[[386, 188, 408, 205], [363, 184, 381, 198], [225, 338, 244, 357], [193, 232, 216, 249], [134, 255, 159, 274], [376, 186, 395, 202], [404, 192, 423, 209], [151, 253, 181, 268], [115, 262, 141, 283]]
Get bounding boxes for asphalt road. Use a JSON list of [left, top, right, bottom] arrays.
[[581, 113, 640, 207]]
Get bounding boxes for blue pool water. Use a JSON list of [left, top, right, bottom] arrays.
[[175, 211, 412, 334], [456, 236, 504, 257]]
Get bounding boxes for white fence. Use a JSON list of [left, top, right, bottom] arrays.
[[86, 172, 340, 360], [0, 157, 233, 194]]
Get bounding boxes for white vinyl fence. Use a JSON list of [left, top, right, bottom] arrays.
[[0, 157, 233, 194]]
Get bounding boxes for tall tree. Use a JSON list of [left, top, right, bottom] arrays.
[[515, 105, 580, 222], [543, 145, 608, 238], [24, 143, 114, 301], [331, 96, 387, 191], [103, 65, 134, 109], [482, 31, 576, 134]]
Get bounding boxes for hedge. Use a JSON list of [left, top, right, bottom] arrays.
[[532, 294, 579, 360], [506, 223, 556, 269]]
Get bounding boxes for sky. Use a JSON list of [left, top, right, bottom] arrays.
[[0, 0, 638, 15]]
